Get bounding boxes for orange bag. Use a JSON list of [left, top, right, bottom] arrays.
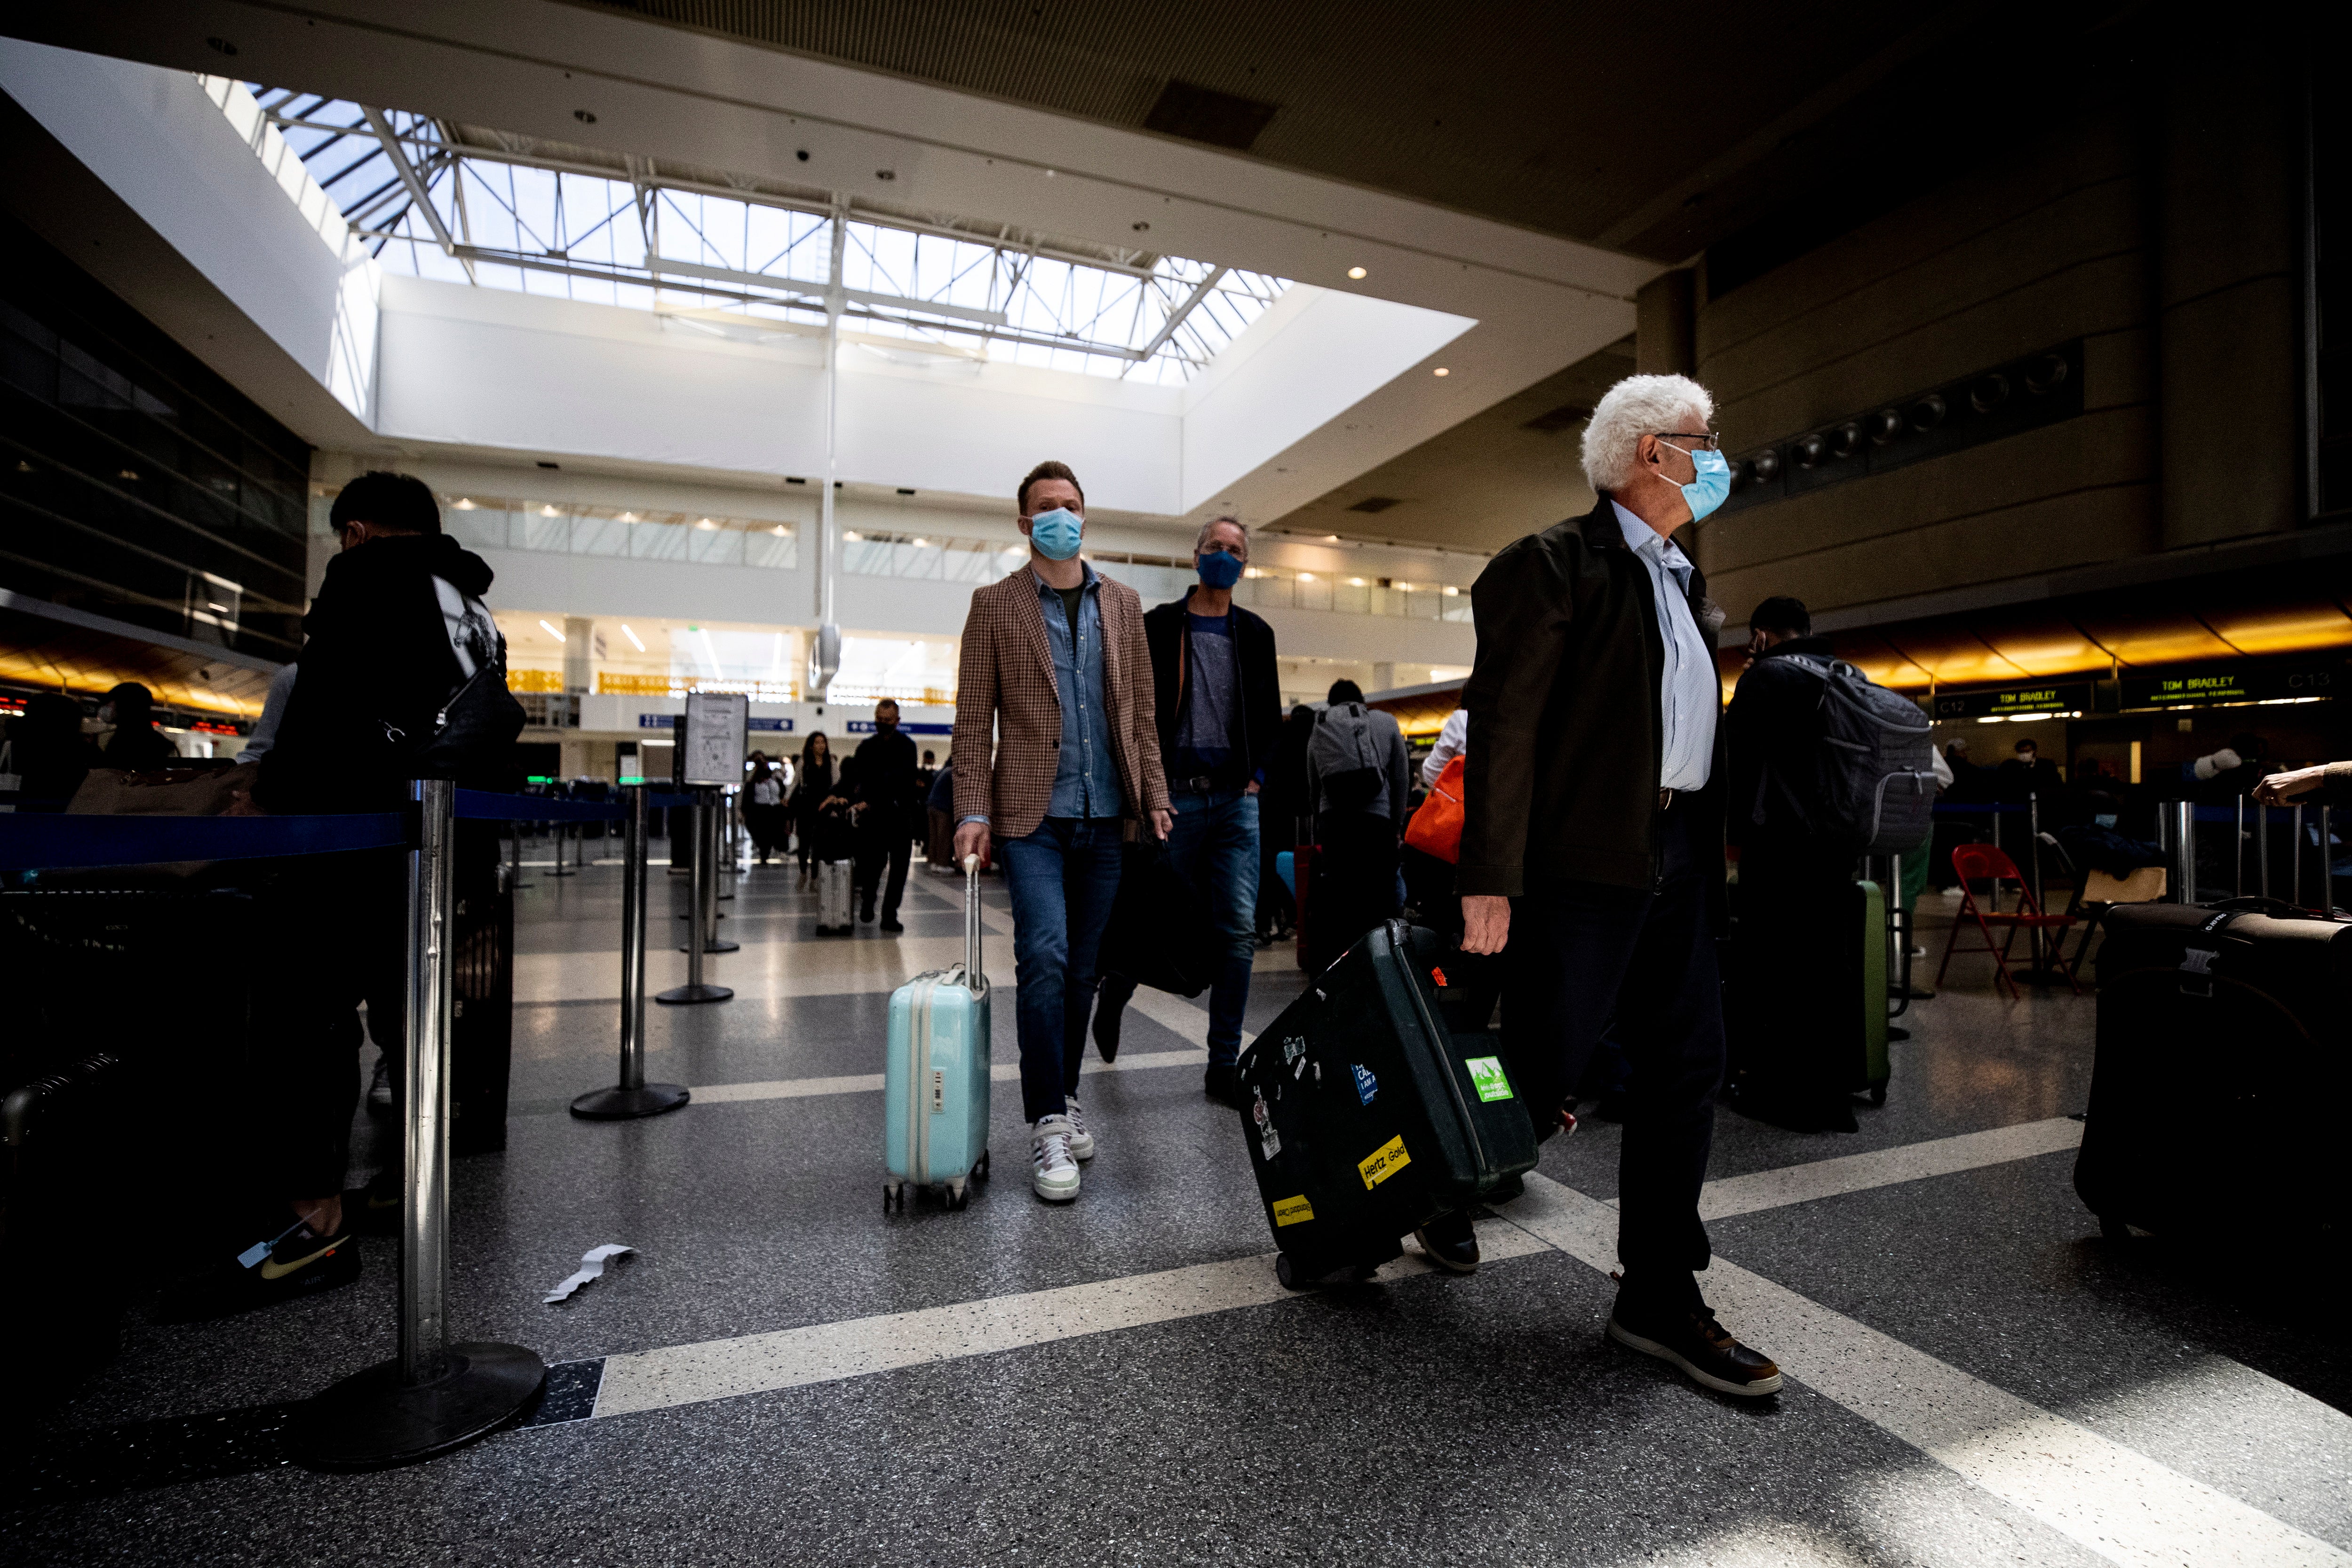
[[1404, 754, 1464, 864]]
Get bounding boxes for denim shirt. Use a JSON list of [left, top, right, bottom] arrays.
[[1039, 565, 1122, 819], [1612, 501, 1716, 793]]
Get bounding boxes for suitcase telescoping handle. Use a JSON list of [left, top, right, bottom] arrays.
[[961, 853, 984, 984]]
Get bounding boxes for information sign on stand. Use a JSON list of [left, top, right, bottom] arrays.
[[679, 692, 748, 787]]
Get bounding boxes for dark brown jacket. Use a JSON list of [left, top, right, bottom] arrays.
[[1458, 495, 1726, 901], [951, 564, 1170, 841]]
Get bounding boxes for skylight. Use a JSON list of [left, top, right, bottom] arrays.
[[249, 88, 1289, 384]]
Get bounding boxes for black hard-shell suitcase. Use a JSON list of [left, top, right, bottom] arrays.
[[451, 884, 515, 1155], [2077, 898, 2350, 1239], [1239, 920, 1538, 1288]]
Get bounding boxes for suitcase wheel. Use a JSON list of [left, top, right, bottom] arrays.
[[1274, 1253, 1311, 1291], [1868, 1084, 1887, 1107], [884, 1182, 904, 1213], [1349, 1261, 1383, 1282], [974, 1148, 991, 1181], [945, 1177, 969, 1210]]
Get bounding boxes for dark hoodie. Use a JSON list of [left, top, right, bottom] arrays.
[[257, 532, 497, 813]]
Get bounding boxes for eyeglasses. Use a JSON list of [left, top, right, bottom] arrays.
[[1656, 431, 1723, 451]]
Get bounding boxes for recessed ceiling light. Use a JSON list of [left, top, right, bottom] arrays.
[[696, 517, 715, 528], [772, 525, 787, 536], [620, 510, 638, 522], [1432, 367, 1450, 377], [1347, 266, 1367, 280], [1347, 577, 1365, 586], [1442, 586, 1460, 596], [540, 503, 560, 516], [538, 619, 566, 642], [844, 530, 861, 541], [1298, 573, 1315, 582], [1326, 534, 1342, 542], [453, 498, 475, 509], [911, 537, 927, 547]]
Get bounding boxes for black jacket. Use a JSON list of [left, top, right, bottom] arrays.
[[1459, 495, 1726, 899], [1724, 634, 1841, 848], [1141, 590, 1281, 792], [257, 533, 493, 814], [851, 727, 919, 814]]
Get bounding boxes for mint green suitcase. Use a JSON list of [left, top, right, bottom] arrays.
[[883, 858, 991, 1210]]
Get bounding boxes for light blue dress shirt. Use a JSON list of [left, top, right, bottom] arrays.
[[1612, 501, 1716, 793], [1038, 564, 1122, 819]]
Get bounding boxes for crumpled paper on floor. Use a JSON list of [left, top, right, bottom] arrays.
[[544, 1243, 635, 1304]]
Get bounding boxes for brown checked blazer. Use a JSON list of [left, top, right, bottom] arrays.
[[952, 563, 1170, 842]]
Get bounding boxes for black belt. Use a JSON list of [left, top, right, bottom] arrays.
[[1175, 775, 1218, 793]]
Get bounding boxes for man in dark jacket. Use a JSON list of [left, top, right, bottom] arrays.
[[1459, 374, 1783, 1401], [1721, 595, 1862, 1134], [1090, 516, 1281, 1106], [246, 471, 510, 1308], [850, 699, 920, 930]]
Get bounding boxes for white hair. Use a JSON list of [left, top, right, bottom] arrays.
[[1194, 514, 1248, 558], [1579, 374, 1715, 493]]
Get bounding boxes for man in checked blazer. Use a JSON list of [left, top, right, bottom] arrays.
[[953, 460, 1173, 1203]]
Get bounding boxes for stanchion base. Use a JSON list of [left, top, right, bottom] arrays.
[[295, 1342, 545, 1471], [655, 982, 734, 1004], [546, 867, 578, 878], [570, 1082, 692, 1119], [678, 939, 741, 954]]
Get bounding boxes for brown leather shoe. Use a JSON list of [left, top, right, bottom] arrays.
[[1607, 1300, 1784, 1397]]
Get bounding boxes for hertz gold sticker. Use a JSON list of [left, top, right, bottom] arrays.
[[1271, 1194, 1315, 1227], [1357, 1133, 1411, 1190]]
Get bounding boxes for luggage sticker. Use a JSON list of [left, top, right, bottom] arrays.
[[1272, 1194, 1314, 1227], [931, 1069, 945, 1114], [1357, 1134, 1411, 1190], [1351, 1063, 1378, 1106], [1283, 1035, 1306, 1066], [1465, 1056, 1515, 1103]]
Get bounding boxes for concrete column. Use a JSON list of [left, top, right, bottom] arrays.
[[1635, 268, 1697, 378], [564, 616, 593, 694], [2158, 42, 2302, 546], [1371, 661, 1396, 694]]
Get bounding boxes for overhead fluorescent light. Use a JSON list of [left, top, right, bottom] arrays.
[[539, 620, 566, 642], [620, 623, 646, 652], [1347, 266, 1367, 280]]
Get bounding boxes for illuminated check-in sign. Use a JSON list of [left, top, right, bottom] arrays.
[[1932, 682, 2094, 720], [2119, 664, 2340, 709]]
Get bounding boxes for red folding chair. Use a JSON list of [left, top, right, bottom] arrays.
[[1936, 843, 2081, 1000]]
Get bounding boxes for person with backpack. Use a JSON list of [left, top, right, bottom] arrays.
[[234, 470, 520, 1310], [1304, 679, 1411, 974], [1723, 595, 1867, 1133]]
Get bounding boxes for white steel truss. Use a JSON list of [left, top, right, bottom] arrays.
[[254, 89, 1288, 382]]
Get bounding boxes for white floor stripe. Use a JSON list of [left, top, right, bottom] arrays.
[[1502, 1174, 2352, 1568], [1697, 1118, 2085, 1220], [684, 1048, 1206, 1105], [591, 1222, 1549, 1418]]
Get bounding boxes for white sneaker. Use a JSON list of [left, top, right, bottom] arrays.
[[1063, 1097, 1097, 1161], [1031, 1117, 1081, 1202]]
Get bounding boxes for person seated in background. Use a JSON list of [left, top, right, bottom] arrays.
[[96, 682, 179, 769], [1303, 678, 1411, 975], [0, 692, 96, 806]]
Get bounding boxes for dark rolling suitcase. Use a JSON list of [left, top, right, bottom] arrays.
[[1098, 839, 1218, 999], [2077, 898, 2351, 1240], [1238, 920, 1538, 1288]]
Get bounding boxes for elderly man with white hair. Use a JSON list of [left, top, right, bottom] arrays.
[[1453, 373, 1784, 1399]]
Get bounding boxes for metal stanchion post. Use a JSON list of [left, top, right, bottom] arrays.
[[2236, 796, 2245, 898], [507, 820, 531, 890], [2324, 805, 2336, 912], [684, 787, 739, 955], [718, 786, 737, 901], [574, 787, 690, 1117], [296, 780, 544, 1467], [658, 787, 733, 1003], [2170, 802, 2196, 906], [2257, 804, 2270, 899], [547, 816, 576, 878], [2291, 804, 2305, 909], [2026, 793, 2044, 970]]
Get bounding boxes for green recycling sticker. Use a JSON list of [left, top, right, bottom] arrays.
[[1465, 1056, 1514, 1103]]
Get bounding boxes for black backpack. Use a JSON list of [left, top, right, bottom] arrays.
[[1762, 655, 1936, 854]]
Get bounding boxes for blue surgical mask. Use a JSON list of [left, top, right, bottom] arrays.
[[1027, 506, 1084, 561], [2094, 813, 2117, 829], [1665, 445, 1732, 522], [1197, 549, 1244, 589]]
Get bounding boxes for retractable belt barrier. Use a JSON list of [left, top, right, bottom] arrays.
[[0, 780, 728, 1467]]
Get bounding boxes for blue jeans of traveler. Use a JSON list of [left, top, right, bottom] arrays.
[[1163, 786, 1260, 1063], [1500, 804, 1725, 1314], [1000, 816, 1125, 1124]]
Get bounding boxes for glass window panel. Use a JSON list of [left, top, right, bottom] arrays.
[[570, 516, 630, 556], [441, 509, 505, 551], [685, 525, 740, 564], [516, 509, 570, 551], [633, 522, 692, 561], [744, 528, 797, 569]]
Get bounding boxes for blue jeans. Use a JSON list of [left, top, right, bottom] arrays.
[[1164, 786, 1261, 1063], [1000, 816, 1125, 1123]]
